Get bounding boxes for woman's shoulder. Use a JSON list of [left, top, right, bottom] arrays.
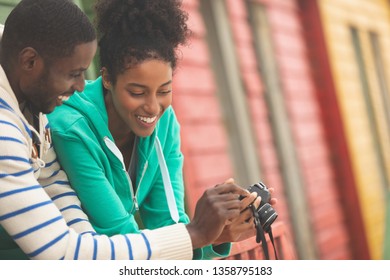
[[157, 106, 180, 134], [48, 78, 104, 134], [48, 99, 82, 127], [153, 106, 181, 147], [159, 106, 178, 125], [48, 100, 91, 136]]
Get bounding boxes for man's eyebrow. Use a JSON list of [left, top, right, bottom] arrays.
[[71, 67, 88, 72]]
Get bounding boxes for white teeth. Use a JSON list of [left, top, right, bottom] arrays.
[[58, 95, 70, 102], [137, 115, 157, 124]]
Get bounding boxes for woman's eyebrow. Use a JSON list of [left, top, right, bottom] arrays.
[[127, 80, 172, 88]]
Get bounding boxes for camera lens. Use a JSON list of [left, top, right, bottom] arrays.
[[257, 203, 278, 233], [245, 182, 278, 232]]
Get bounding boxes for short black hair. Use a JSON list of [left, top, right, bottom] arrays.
[[0, 0, 96, 66], [94, 0, 190, 84]]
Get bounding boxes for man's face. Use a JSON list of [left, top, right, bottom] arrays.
[[21, 40, 97, 114]]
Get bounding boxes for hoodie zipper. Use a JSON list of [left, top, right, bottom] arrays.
[[129, 160, 148, 213], [126, 171, 139, 212], [103, 136, 139, 212]]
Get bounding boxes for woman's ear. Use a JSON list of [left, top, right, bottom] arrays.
[[101, 67, 111, 90]]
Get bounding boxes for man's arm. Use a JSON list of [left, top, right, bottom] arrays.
[[0, 104, 193, 260]]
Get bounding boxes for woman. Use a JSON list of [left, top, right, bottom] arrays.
[[49, 0, 262, 259]]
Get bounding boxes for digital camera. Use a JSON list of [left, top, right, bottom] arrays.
[[243, 182, 278, 233]]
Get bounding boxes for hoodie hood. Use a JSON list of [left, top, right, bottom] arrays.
[[49, 76, 168, 216], [62, 77, 158, 163]]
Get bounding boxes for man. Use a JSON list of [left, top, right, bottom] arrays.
[[0, 0, 251, 260]]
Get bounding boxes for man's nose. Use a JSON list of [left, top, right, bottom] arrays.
[[73, 75, 85, 93]]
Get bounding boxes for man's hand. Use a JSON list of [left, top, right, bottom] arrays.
[[214, 191, 260, 244], [214, 180, 278, 244], [186, 180, 249, 249]]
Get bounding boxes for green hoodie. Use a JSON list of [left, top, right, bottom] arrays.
[[48, 77, 230, 259]]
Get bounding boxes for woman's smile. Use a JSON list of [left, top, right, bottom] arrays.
[[136, 114, 158, 128]]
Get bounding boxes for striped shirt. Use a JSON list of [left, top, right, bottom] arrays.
[[0, 65, 192, 260]]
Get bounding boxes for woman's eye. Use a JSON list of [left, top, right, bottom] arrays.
[[129, 91, 144, 96], [159, 90, 172, 95]]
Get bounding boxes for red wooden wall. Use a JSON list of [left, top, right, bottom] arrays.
[[298, 0, 370, 259], [173, 0, 355, 259], [173, 0, 235, 215], [250, 0, 351, 259], [224, 0, 294, 258]]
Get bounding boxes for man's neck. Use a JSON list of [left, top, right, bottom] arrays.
[[19, 101, 40, 130]]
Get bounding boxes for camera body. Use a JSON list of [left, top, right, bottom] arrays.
[[243, 182, 278, 233]]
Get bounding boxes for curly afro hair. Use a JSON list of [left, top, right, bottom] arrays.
[[94, 0, 191, 84]]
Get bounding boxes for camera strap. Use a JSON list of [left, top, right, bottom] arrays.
[[267, 227, 278, 260], [249, 204, 278, 260]]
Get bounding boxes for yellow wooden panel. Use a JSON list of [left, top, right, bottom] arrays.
[[360, 32, 390, 179], [319, 0, 390, 259]]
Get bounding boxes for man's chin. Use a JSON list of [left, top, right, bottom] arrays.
[[40, 103, 57, 114]]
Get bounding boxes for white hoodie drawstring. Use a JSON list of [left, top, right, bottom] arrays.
[[104, 135, 179, 223], [154, 137, 179, 224]]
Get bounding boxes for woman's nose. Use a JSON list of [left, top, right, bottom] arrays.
[[144, 94, 160, 115]]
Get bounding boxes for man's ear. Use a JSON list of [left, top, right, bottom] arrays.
[[101, 67, 112, 90], [18, 47, 40, 71]]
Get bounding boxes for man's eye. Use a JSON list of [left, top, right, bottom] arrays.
[[71, 73, 81, 78]]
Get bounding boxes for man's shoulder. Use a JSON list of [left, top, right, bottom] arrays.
[[0, 97, 30, 138]]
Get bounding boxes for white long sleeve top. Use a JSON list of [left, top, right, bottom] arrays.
[[0, 65, 193, 260]]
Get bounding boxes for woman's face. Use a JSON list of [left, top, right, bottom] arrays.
[[103, 59, 173, 138]]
